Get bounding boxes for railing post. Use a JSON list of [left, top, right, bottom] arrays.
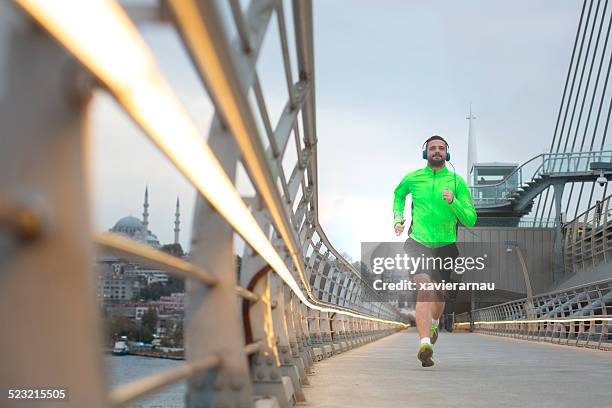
[[186, 117, 253, 406], [288, 296, 313, 375], [309, 309, 323, 361], [319, 312, 333, 358], [282, 285, 309, 388], [312, 249, 327, 299], [269, 277, 305, 401], [179, 1, 279, 404], [0, 7, 108, 406], [240, 205, 293, 407], [581, 210, 589, 271], [298, 302, 314, 370], [336, 315, 347, 351], [572, 213, 579, 272], [563, 219, 572, 275], [552, 182, 566, 282]]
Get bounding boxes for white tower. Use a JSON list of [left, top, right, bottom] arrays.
[[174, 196, 180, 245], [466, 106, 477, 185], [142, 186, 149, 242]]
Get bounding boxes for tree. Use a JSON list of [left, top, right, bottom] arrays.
[[172, 320, 183, 347], [104, 314, 159, 344], [130, 323, 153, 343], [161, 243, 184, 257], [105, 316, 132, 344], [160, 320, 175, 347], [136, 276, 184, 301], [160, 319, 184, 347], [141, 307, 158, 335]]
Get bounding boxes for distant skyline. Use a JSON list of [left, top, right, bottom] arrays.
[[91, 1, 584, 258]]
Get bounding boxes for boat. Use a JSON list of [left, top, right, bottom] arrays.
[[112, 336, 129, 356]]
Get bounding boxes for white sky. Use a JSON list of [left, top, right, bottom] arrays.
[[90, 0, 584, 259]]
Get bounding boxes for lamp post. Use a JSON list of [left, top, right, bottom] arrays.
[[505, 240, 535, 321]]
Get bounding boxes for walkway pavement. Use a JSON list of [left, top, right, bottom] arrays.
[[301, 329, 612, 407]]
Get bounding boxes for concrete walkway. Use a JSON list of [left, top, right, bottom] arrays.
[[301, 329, 612, 407]]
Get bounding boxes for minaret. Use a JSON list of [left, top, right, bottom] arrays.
[[142, 186, 149, 242], [174, 196, 180, 245], [466, 105, 477, 186]]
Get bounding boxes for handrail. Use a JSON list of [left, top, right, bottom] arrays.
[[471, 153, 544, 189], [95, 232, 219, 286], [456, 316, 612, 325], [108, 342, 262, 407], [5, 2, 406, 407], [108, 354, 221, 407], [467, 277, 612, 314], [563, 193, 612, 274], [565, 192, 612, 228], [96, 231, 261, 301]]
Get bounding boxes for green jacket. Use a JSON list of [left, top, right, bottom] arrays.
[[393, 166, 477, 248]]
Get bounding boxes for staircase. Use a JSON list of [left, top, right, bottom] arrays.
[[472, 150, 612, 223]]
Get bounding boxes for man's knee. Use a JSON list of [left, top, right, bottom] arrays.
[[414, 274, 447, 302], [414, 274, 437, 301], [413, 273, 431, 285]]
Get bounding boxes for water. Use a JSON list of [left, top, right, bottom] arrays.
[[105, 355, 187, 408]]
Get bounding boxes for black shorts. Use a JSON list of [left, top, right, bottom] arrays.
[[403, 238, 460, 284]]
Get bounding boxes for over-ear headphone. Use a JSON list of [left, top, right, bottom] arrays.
[[422, 135, 457, 202], [422, 135, 451, 161]]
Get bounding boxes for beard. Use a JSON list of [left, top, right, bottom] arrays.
[[427, 156, 445, 167]]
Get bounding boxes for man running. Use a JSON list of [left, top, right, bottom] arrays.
[[393, 135, 477, 367]]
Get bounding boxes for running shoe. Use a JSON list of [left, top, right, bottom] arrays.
[[430, 321, 439, 345], [417, 343, 434, 367]]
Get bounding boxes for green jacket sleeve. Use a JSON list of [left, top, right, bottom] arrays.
[[393, 175, 410, 225], [450, 177, 477, 228]]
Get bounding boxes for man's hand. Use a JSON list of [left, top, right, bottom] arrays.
[[443, 187, 454, 204], [394, 218, 406, 236]]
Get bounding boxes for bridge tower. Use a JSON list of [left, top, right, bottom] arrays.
[[466, 106, 477, 184]]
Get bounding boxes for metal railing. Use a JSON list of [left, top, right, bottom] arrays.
[[471, 150, 612, 207], [517, 217, 556, 228], [0, 1, 406, 407], [563, 193, 612, 274], [455, 278, 611, 350]]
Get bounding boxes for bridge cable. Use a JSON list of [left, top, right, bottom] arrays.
[[571, 4, 612, 219], [546, 1, 612, 223], [541, 0, 596, 225], [532, 0, 588, 225], [563, 0, 609, 216]]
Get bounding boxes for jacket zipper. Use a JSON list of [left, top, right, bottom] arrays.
[[431, 170, 436, 242]]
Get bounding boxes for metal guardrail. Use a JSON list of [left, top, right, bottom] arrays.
[[455, 278, 611, 350], [518, 217, 556, 228], [456, 317, 611, 350], [1, 1, 406, 407], [563, 193, 612, 274], [471, 150, 612, 207]]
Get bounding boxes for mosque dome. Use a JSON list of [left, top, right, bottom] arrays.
[[113, 216, 143, 229], [111, 216, 144, 236]]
